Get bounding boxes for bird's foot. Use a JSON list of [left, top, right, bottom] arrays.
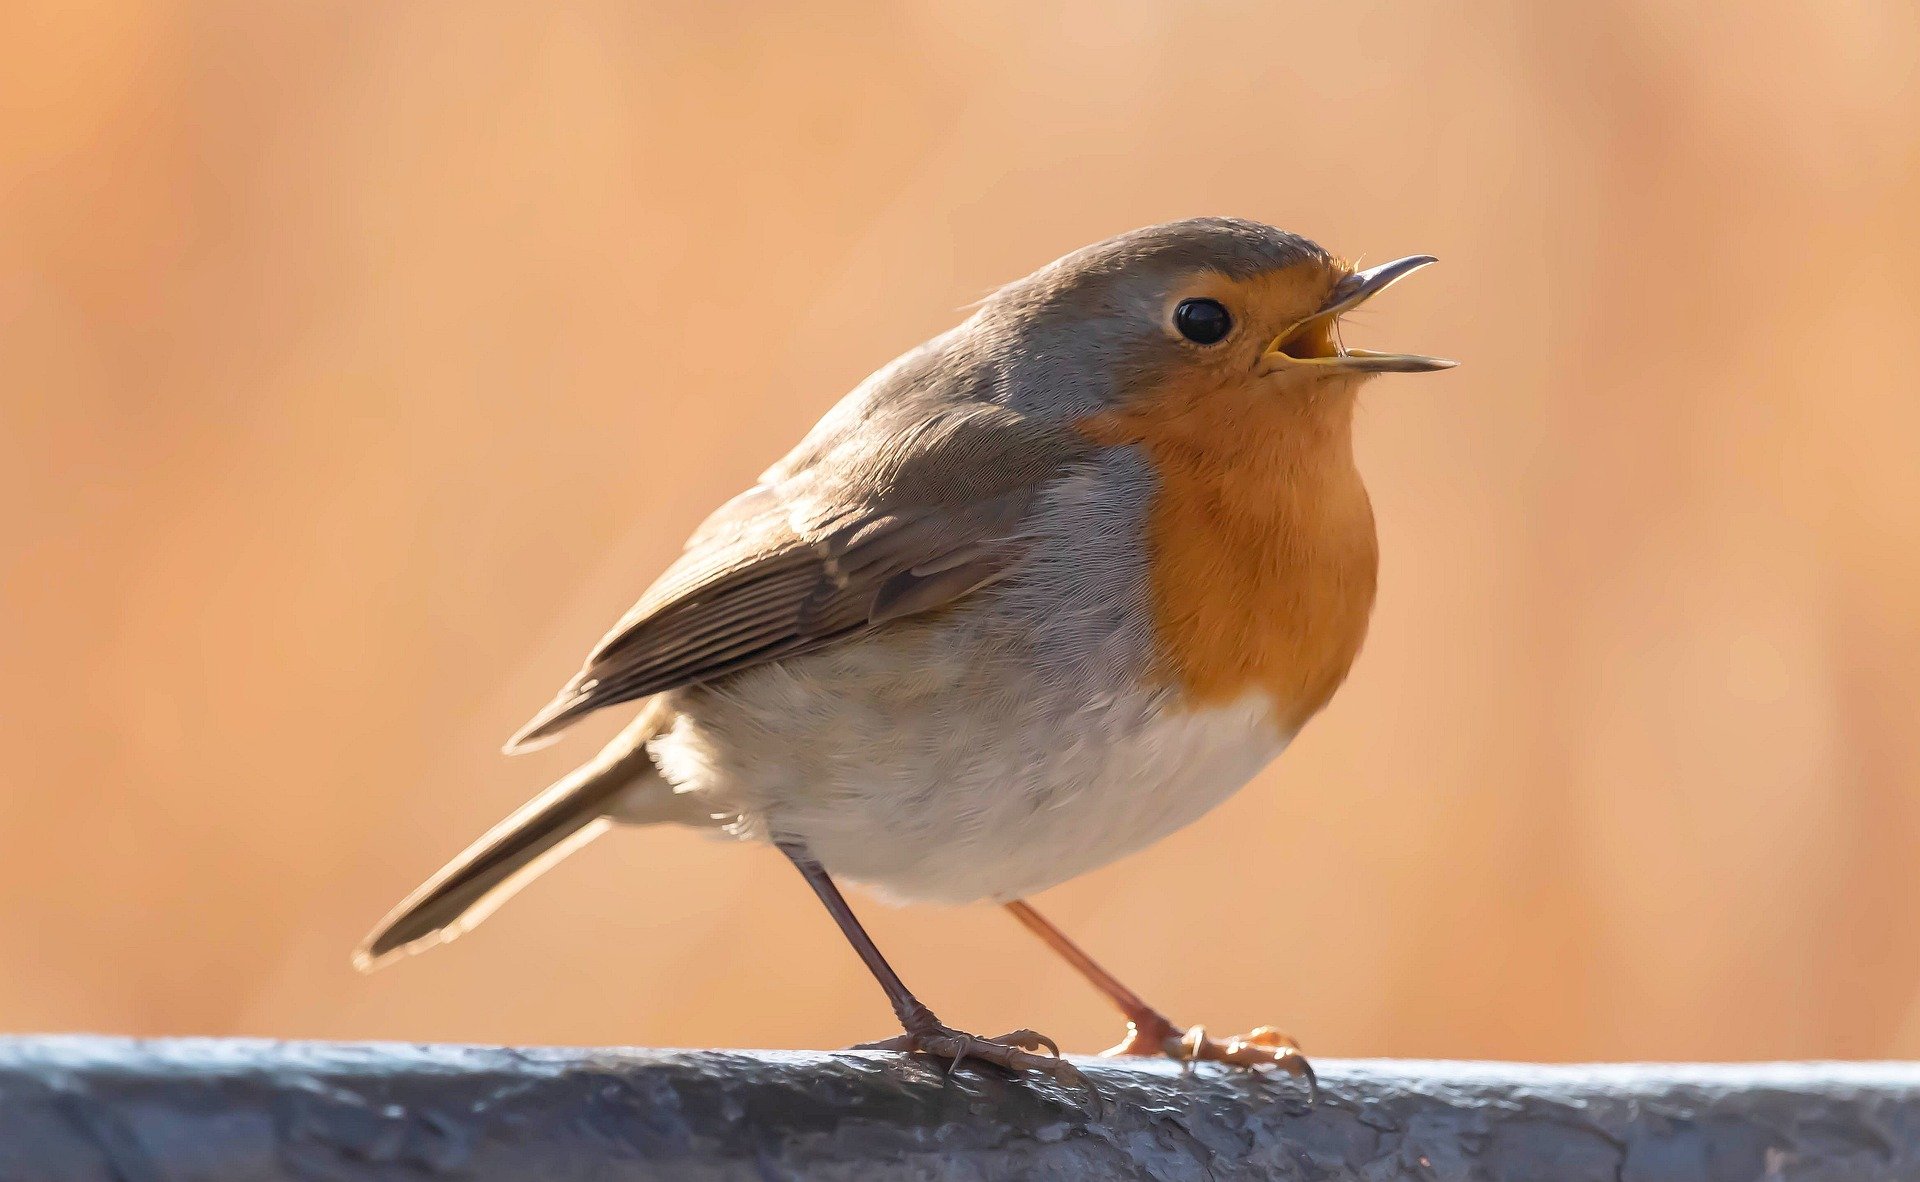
[[856, 1023, 1092, 1093], [1105, 1015, 1317, 1101]]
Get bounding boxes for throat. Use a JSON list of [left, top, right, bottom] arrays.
[[1083, 390, 1379, 730]]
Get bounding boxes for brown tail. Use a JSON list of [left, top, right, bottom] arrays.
[[354, 710, 697, 971]]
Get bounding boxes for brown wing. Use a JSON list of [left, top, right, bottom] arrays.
[[504, 400, 1085, 751]]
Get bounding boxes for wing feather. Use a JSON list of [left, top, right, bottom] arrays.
[[504, 403, 1085, 751]]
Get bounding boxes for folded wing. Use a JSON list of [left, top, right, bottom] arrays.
[[505, 401, 1087, 751]]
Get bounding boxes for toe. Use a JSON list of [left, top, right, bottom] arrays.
[[957, 1035, 1054, 1075], [854, 1024, 1100, 1105], [1007, 1047, 1100, 1109], [1217, 1031, 1318, 1105], [993, 1028, 1062, 1057], [1042, 1055, 1097, 1099], [1239, 1026, 1303, 1051]]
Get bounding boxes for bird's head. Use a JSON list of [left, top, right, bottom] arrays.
[[979, 218, 1454, 429]]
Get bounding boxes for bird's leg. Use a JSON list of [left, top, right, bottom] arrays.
[[775, 842, 1087, 1091], [1003, 899, 1316, 1097]]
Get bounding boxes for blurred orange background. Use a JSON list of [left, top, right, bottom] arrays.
[[4, 2, 1919, 1064]]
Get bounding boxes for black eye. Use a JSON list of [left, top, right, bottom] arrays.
[[1173, 298, 1232, 345]]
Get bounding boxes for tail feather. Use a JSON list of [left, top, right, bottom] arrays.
[[354, 710, 689, 971]]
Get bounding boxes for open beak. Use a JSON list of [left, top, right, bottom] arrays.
[[1259, 255, 1457, 375]]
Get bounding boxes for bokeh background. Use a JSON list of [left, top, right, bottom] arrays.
[[5, 2, 1919, 1063]]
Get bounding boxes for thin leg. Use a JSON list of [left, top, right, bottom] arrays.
[[1004, 899, 1316, 1097], [777, 840, 936, 1030], [776, 842, 1087, 1092], [1003, 898, 1178, 1049]]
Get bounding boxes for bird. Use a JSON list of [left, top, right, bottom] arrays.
[[355, 217, 1454, 1092]]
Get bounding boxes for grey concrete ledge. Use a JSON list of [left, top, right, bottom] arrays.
[[2, 1037, 1918, 1180]]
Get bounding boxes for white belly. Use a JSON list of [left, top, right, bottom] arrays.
[[649, 664, 1291, 903], [644, 445, 1292, 902]]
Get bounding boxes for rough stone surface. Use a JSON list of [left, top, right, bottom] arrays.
[[2, 1036, 1918, 1180]]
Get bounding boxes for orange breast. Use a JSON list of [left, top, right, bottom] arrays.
[[1083, 382, 1378, 732]]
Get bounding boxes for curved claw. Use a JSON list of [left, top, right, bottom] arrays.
[[1178, 1025, 1207, 1064], [993, 1028, 1062, 1058], [1287, 1052, 1321, 1107]]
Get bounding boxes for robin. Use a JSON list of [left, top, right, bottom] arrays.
[[356, 218, 1454, 1092]]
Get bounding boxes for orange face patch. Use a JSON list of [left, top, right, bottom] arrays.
[[1083, 264, 1379, 732], [1155, 257, 1348, 372]]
